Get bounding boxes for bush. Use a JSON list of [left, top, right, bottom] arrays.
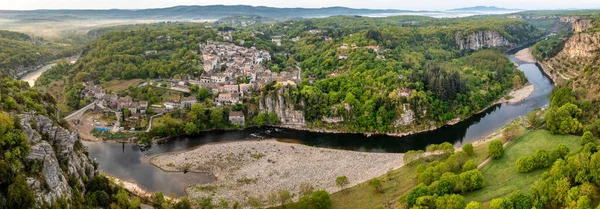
[[462, 159, 478, 172], [465, 201, 483, 209], [581, 131, 596, 145], [533, 149, 550, 168], [488, 140, 504, 159], [516, 156, 535, 173], [298, 190, 332, 209], [459, 170, 485, 192], [490, 198, 514, 209], [335, 176, 349, 188], [509, 190, 532, 209], [407, 184, 430, 206], [503, 124, 523, 141], [369, 178, 383, 193], [462, 143, 474, 156]]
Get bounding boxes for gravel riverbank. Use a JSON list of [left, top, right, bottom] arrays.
[[150, 140, 404, 206]]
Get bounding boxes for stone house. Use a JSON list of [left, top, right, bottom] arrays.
[[229, 111, 245, 126]]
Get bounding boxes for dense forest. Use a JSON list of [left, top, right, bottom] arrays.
[[0, 30, 80, 77], [38, 15, 545, 135]]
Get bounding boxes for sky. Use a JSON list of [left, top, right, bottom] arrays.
[[3, 0, 600, 11]]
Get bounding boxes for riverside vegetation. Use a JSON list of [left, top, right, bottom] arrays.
[[4, 7, 600, 209], [36, 15, 542, 141]]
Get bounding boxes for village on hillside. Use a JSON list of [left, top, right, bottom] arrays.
[[80, 39, 302, 132]]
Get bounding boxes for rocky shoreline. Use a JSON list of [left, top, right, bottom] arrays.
[[150, 140, 405, 207]]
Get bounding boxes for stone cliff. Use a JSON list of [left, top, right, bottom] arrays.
[[455, 31, 514, 50], [539, 18, 600, 84], [259, 88, 306, 127], [19, 113, 96, 205]]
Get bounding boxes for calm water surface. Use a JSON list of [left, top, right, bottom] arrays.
[[83, 57, 553, 196]]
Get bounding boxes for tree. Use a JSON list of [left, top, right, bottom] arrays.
[[488, 140, 504, 159], [581, 131, 596, 145], [509, 190, 532, 209], [462, 159, 478, 172], [546, 103, 582, 135], [516, 156, 535, 173], [335, 176, 349, 188], [576, 196, 592, 209], [198, 88, 210, 101], [3, 96, 17, 110], [407, 184, 430, 206], [459, 170, 485, 191], [465, 201, 483, 209], [551, 87, 575, 108], [533, 149, 550, 168], [434, 194, 466, 209], [7, 175, 35, 209], [404, 150, 425, 164], [503, 124, 523, 141], [462, 143, 474, 156], [490, 198, 514, 209], [512, 75, 522, 89], [526, 110, 540, 128], [297, 190, 332, 209]]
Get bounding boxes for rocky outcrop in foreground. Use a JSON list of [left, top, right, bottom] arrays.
[[19, 113, 96, 205]]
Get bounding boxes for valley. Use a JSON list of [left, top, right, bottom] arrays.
[[2, 4, 600, 209]]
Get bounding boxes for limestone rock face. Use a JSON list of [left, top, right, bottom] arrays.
[[19, 113, 97, 205], [394, 104, 415, 127], [559, 32, 600, 58], [259, 88, 305, 127], [455, 31, 514, 50], [572, 19, 594, 33]]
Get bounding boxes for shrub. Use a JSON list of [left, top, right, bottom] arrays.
[[509, 190, 532, 209], [533, 149, 550, 168], [297, 190, 332, 209], [490, 198, 514, 209], [459, 170, 485, 192], [465, 201, 483, 209], [369, 178, 383, 193], [516, 156, 535, 173], [335, 176, 349, 188], [488, 140, 504, 159], [581, 131, 596, 145], [462, 159, 478, 172], [462, 143, 474, 156]]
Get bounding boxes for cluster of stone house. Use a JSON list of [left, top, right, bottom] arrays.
[[200, 40, 271, 73], [196, 41, 301, 106], [164, 96, 198, 110], [82, 83, 150, 115]]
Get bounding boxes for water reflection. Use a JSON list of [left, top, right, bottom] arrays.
[[84, 61, 552, 195]]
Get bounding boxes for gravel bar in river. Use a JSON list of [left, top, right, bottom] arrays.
[[150, 139, 405, 206]]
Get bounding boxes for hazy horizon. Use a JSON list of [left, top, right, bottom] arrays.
[[4, 0, 600, 11]]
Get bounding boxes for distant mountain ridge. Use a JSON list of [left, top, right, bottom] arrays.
[[449, 6, 520, 11], [0, 5, 417, 20]]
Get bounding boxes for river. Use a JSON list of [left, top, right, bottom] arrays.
[[19, 56, 78, 87], [31, 53, 553, 197]]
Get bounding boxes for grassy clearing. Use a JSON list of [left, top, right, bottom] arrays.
[[104, 79, 144, 92], [152, 117, 183, 127], [464, 129, 580, 203], [329, 140, 491, 209]]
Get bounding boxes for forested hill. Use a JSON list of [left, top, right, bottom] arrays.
[[0, 30, 79, 78], [45, 15, 546, 134], [0, 5, 415, 20]]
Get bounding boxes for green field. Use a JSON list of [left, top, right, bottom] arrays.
[[328, 140, 491, 209], [464, 129, 581, 203]]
